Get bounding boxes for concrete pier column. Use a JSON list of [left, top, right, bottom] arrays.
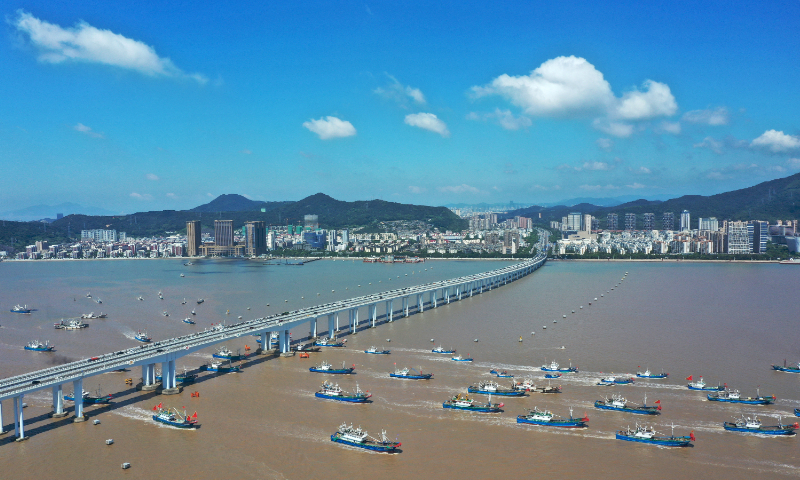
[[73, 378, 85, 421], [0, 400, 4, 434], [354, 308, 359, 331], [417, 293, 424, 313], [52, 384, 66, 417], [13, 397, 19, 438], [327, 314, 335, 336], [370, 304, 377, 328], [446, 287, 451, 304], [387, 300, 393, 322], [335, 311, 340, 331], [403, 296, 409, 317], [162, 359, 180, 394], [309, 317, 317, 338], [15, 395, 26, 441], [142, 365, 149, 385], [430, 290, 437, 308], [260, 332, 268, 353]]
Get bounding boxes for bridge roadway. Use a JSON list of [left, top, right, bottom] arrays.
[[0, 246, 547, 441]]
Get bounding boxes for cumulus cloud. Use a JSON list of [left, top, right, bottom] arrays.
[[466, 108, 532, 130], [611, 80, 677, 120], [787, 158, 800, 169], [13, 11, 207, 84], [683, 107, 729, 126], [592, 119, 634, 138], [374, 74, 426, 106], [596, 138, 614, 151], [408, 186, 426, 194], [73, 123, 103, 138], [626, 182, 646, 189], [581, 161, 612, 171], [694, 136, 723, 154], [302, 116, 357, 140], [657, 121, 681, 134], [751, 130, 800, 152], [438, 184, 480, 194], [404, 113, 450, 137], [579, 184, 619, 191], [145, 173, 159, 181], [130, 192, 153, 200]]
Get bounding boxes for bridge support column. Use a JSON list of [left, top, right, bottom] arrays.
[[446, 287, 451, 304], [260, 332, 269, 354], [327, 314, 335, 336], [73, 378, 85, 422], [387, 300, 393, 322], [14, 395, 26, 441], [0, 400, 4, 434], [335, 311, 340, 332], [403, 296, 409, 317], [280, 330, 291, 353], [430, 290, 437, 308], [141, 363, 158, 391], [353, 308, 359, 332], [370, 304, 377, 328], [51, 384, 67, 417], [309, 317, 317, 339], [162, 360, 180, 395], [417, 293, 424, 313]]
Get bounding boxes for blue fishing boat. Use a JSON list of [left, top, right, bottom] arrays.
[[707, 388, 775, 405], [468, 381, 526, 397], [597, 375, 635, 386], [794, 408, 800, 417], [315, 382, 371, 402], [517, 406, 588, 428], [636, 368, 669, 379], [490, 369, 514, 378], [315, 337, 346, 347], [200, 360, 240, 373], [152, 405, 199, 428], [594, 394, 661, 415], [541, 360, 577, 373], [364, 346, 390, 354], [65, 389, 112, 404], [432, 345, 456, 354], [616, 423, 694, 447], [330, 423, 401, 453], [10, 304, 32, 314], [442, 393, 503, 413], [544, 373, 562, 379], [723, 415, 798, 435], [182, 318, 195, 325], [771, 361, 800, 373], [686, 376, 724, 391], [389, 366, 432, 379], [212, 346, 244, 361], [133, 331, 151, 343], [24, 340, 54, 352], [309, 361, 355, 374], [451, 355, 473, 362]]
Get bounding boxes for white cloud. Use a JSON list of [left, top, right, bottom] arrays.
[[626, 182, 646, 189], [130, 192, 153, 200], [145, 173, 159, 181], [787, 158, 800, 169], [657, 121, 682, 134], [73, 123, 103, 138], [593, 119, 633, 138], [581, 161, 612, 171], [611, 80, 677, 120], [166, 192, 176, 198], [206, 193, 214, 197], [302, 116, 357, 140], [694, 136, 723, 154], [682, 107, 729, 126], [13, 11, 207, 84], [466, 108, 532, 130], [438, 184, 480, 194], [531, 184, 561, 191], [408, 186, 425, 194], [240, 149, 252, 155], [579, 184, 619, 191], [404, 112, 450, 137], [751, 130, 800, 152], [634, 166, 652, 174], [596, 138, 614, 151], [374, 74, 426, 106]]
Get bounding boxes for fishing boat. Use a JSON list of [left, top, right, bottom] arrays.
[[181, 298, 187, 305], [197, 298, 205, 304], [191, 309, 196, 315], [794, 408, 800, 417], [451, 355, 473, 362], [95, 298, 102, 304], [24, 340, 54, 352], [534, 383, 563, 394], [80, 312, 107, 319], [11, 304, 32, 314], [309, 361, 355, 374], [616, 423, 694, 447], [707, 389, 775, 405], [183, 317, 195, 325], [490, 369, 514, 378], [315, 337, 346, 347], [162, 311, 169, 317], [133, 330, 151, 342], [158, 367, 198, 384], [152, 404, 199, 428], [513, 378, 537, 391], [442, 393, 504, 413], [315, 382, 371, 402], [686, 375, 724, 391], [212, 346, 244, 361], [200, 360, 240, 373], [54, 319, 88, 330], [431, 345, 456, 354], [595, 394, 661, 415], [597, 375, 636, 386], [468, 381, 526, 397], [330, 423, 401, 453], [771, 361, 800, 373], [294, 343, 321, 352], [364, 346, 390, 354], [65, 389, 112, 404], [541, 360, 578, 373], [636, 368, 668, 379], [138, 296, 144, 301], [723, 415, 798, 435], [180, 274, 185, 278], [544, 373, 562, 379], [389, 366, 432, 379], [517, 406, 588, 428]]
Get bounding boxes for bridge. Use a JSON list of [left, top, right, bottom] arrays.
[[0, 236, 547, 442]]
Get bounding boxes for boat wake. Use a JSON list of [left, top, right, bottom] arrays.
[[111, 405, 197, 430]]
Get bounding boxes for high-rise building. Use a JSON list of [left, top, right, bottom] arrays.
[[582, 214, 592, 233], [266, 230, 276, 250], [304, 215, 319, 230], [642, 213, 655, 230], [725, 221, 750, 254], [607, 213, 618, 231], [244, 221, 267, 256], [214, 220, 234, 247], [680, 210, 691, 231], [749, 220, 768, 254], [662, 212, 675, 231], [186, 220, 201, 256], [340, 229, 349, 245], [625, 213, 637, 231], [698, 217, 719, 232], [567, 212, 582, 231]]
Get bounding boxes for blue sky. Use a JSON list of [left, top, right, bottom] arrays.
[[2, 1, 799, 213]]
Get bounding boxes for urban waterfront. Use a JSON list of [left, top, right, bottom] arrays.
[[1, 259, 799, 479]]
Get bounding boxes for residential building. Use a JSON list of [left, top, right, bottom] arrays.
[[625, 213, 636, 231], [750, 220, 768, 254], [680, 210, 691, 231], [567, 212, 582, 231], [214, 220, 234, 247], [607, 213, 618, 231], [662, 212, 675, 231], [725, 221, 750, 254], [244, 221, 267, 256], [698, 217, 719, 232], [582, 214, 592, 233], [642, 213, 655, 230], [186, 220, 201, 256]]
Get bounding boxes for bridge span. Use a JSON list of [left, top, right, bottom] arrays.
[[0, 249, 546, 441]]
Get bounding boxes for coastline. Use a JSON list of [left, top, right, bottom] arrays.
[[550, 258, 781, 263]]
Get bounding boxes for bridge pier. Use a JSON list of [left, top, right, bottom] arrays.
[[0, 400, 4, 434], [259, 332, 269, 354], [162, 359, 180, 395], [141, 363, 159, 391], [13, 395, 26, 441], [51, 384, 67, 418], [417, 293, 424, 313], [369, 304, 377, 328], [403, 296, 409, 317], [386, 300, 393, 322], [431, 290, 437, 308], [279, 330, 291, 353], [72, 378, 85, 422], [327, 314, 335, 337], [335, 311, 340, 332], [309, 317, 317, 339]]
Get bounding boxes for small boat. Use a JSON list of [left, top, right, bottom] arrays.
[[595, 394, 661, 415], [181, 298, 187, 305], [771, 361, 800, 374], [389, 366, 432, 379], [597, 375, 635, 386], [517, 406, 588, 428], [330, 423, 401, 453], [468, 381, 526, 397], [294, 343, 321, 352], [137, 296, 144, 301], [636, 368, 668, 379], [451, 355, 473, 362], [65, 388, 112, 405], [54, 319, 88, 330], [183, 318, 195, 325], [364, 346, 390, 354], [134, 331, 151, 343], [490, 369, 514, 378], [432, 345, 456, 354], [315, 337, 346, 347], [794, 408, 800, 417], [616, 423, 694, 447], [200, 360, 240, 373], [86, 293, 91, 298], [197, 298, 205, 304], [162, 311, 169, 317], [10, 304, 32, 314], [180, 274, 185, 278], [81, 312, 107, 319], [723, 415, 798, 435], [212, 346, 244, 361], [541, 360, 577, 373], [315, 382, 371, 402], [534, 383, 563, 394], [707, 388, 775, 405], [544, 373, 562, 379], [443, 393, 503, 413], [513, 378, 537, 391], [686, 375, 724, 391], [309, 361, 355, 374], [95, 298, 102, 304], [152, 404, 198, 428], [24, 340, 55, 352], [191, 309, 196, 315]]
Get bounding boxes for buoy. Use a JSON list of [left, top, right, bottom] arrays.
[[93, 419, 101, 425], [531, 332, 535, 335], [560, 346, 565, 349], [247, 307, 251, 310], [121, 463, 131, 470], [106, 439, 114, 445], [580, 306, 583, 309], [594, 298, 598, 301]]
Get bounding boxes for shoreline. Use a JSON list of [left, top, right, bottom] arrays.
[[550, 258, 782, 263]]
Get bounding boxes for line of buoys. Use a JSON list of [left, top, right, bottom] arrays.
[[191, 391, 200, 397]]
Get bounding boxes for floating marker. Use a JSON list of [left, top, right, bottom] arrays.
[[563, 314, 566, 318], [519, 337, 523, 342], [543, 326, 547, 329], [474, 339, 479, 342], [580, 306, 583, 309]]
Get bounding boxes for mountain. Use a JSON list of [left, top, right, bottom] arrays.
[[191, 194, 267, 212], [0, 202, 118, 221]]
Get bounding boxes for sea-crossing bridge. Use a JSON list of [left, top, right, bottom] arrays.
[[0, 245, 547, 442]]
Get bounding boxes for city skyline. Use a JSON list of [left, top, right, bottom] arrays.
[[3, 2, 799, 213]]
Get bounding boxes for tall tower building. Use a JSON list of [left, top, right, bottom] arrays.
[[680, 210, 691, 231], [607, 213, 618, 231], [304, 215, 319, 230], [642, 213, 655, 230], [214, 220, 234, 247], [567, 212, 582, 231], [749, 220, 768, 254], [244, 221, 267, 256], [582, 214, 592, 233], [662, 212, 675, 231], [266, 230, 276, 250], [186, 220, 201, 256], [625, 213, 637, 231]]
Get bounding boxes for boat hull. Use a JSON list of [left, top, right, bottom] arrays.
[[315, 342, 346, 347], [212, 354, 244, 361], [200, 365, 239, 373], [309, 367, 354, 374], [594, 402, 660, 415], [330, 434, 400, 452], [364, 350, 390, 355], [772, 365, 800, 373], [24, 346, 55, 352], [467, 387, 525, 396], [637, 374, 668, 379], [443, 403, 502, 413], [541, 367, 577, 373], [452, 358, 473, 362], [65, 395, 111, 404], [707, 395, 774, 405], [432, 350, 456, 354], [152, 415, 198, 428], [516, 416, 587, 428], [723, 423, 796, 435], [315, 392, 371, 403], [688, 384, 723, 391], [615, 433, 690, 447], [795, 408, 800, 417], [389, 373, 432, 379]]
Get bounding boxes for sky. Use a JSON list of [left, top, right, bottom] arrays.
[[2, 1, 799, 214]]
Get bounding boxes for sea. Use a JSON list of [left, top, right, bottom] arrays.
[[0, 258, 799, 479]]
